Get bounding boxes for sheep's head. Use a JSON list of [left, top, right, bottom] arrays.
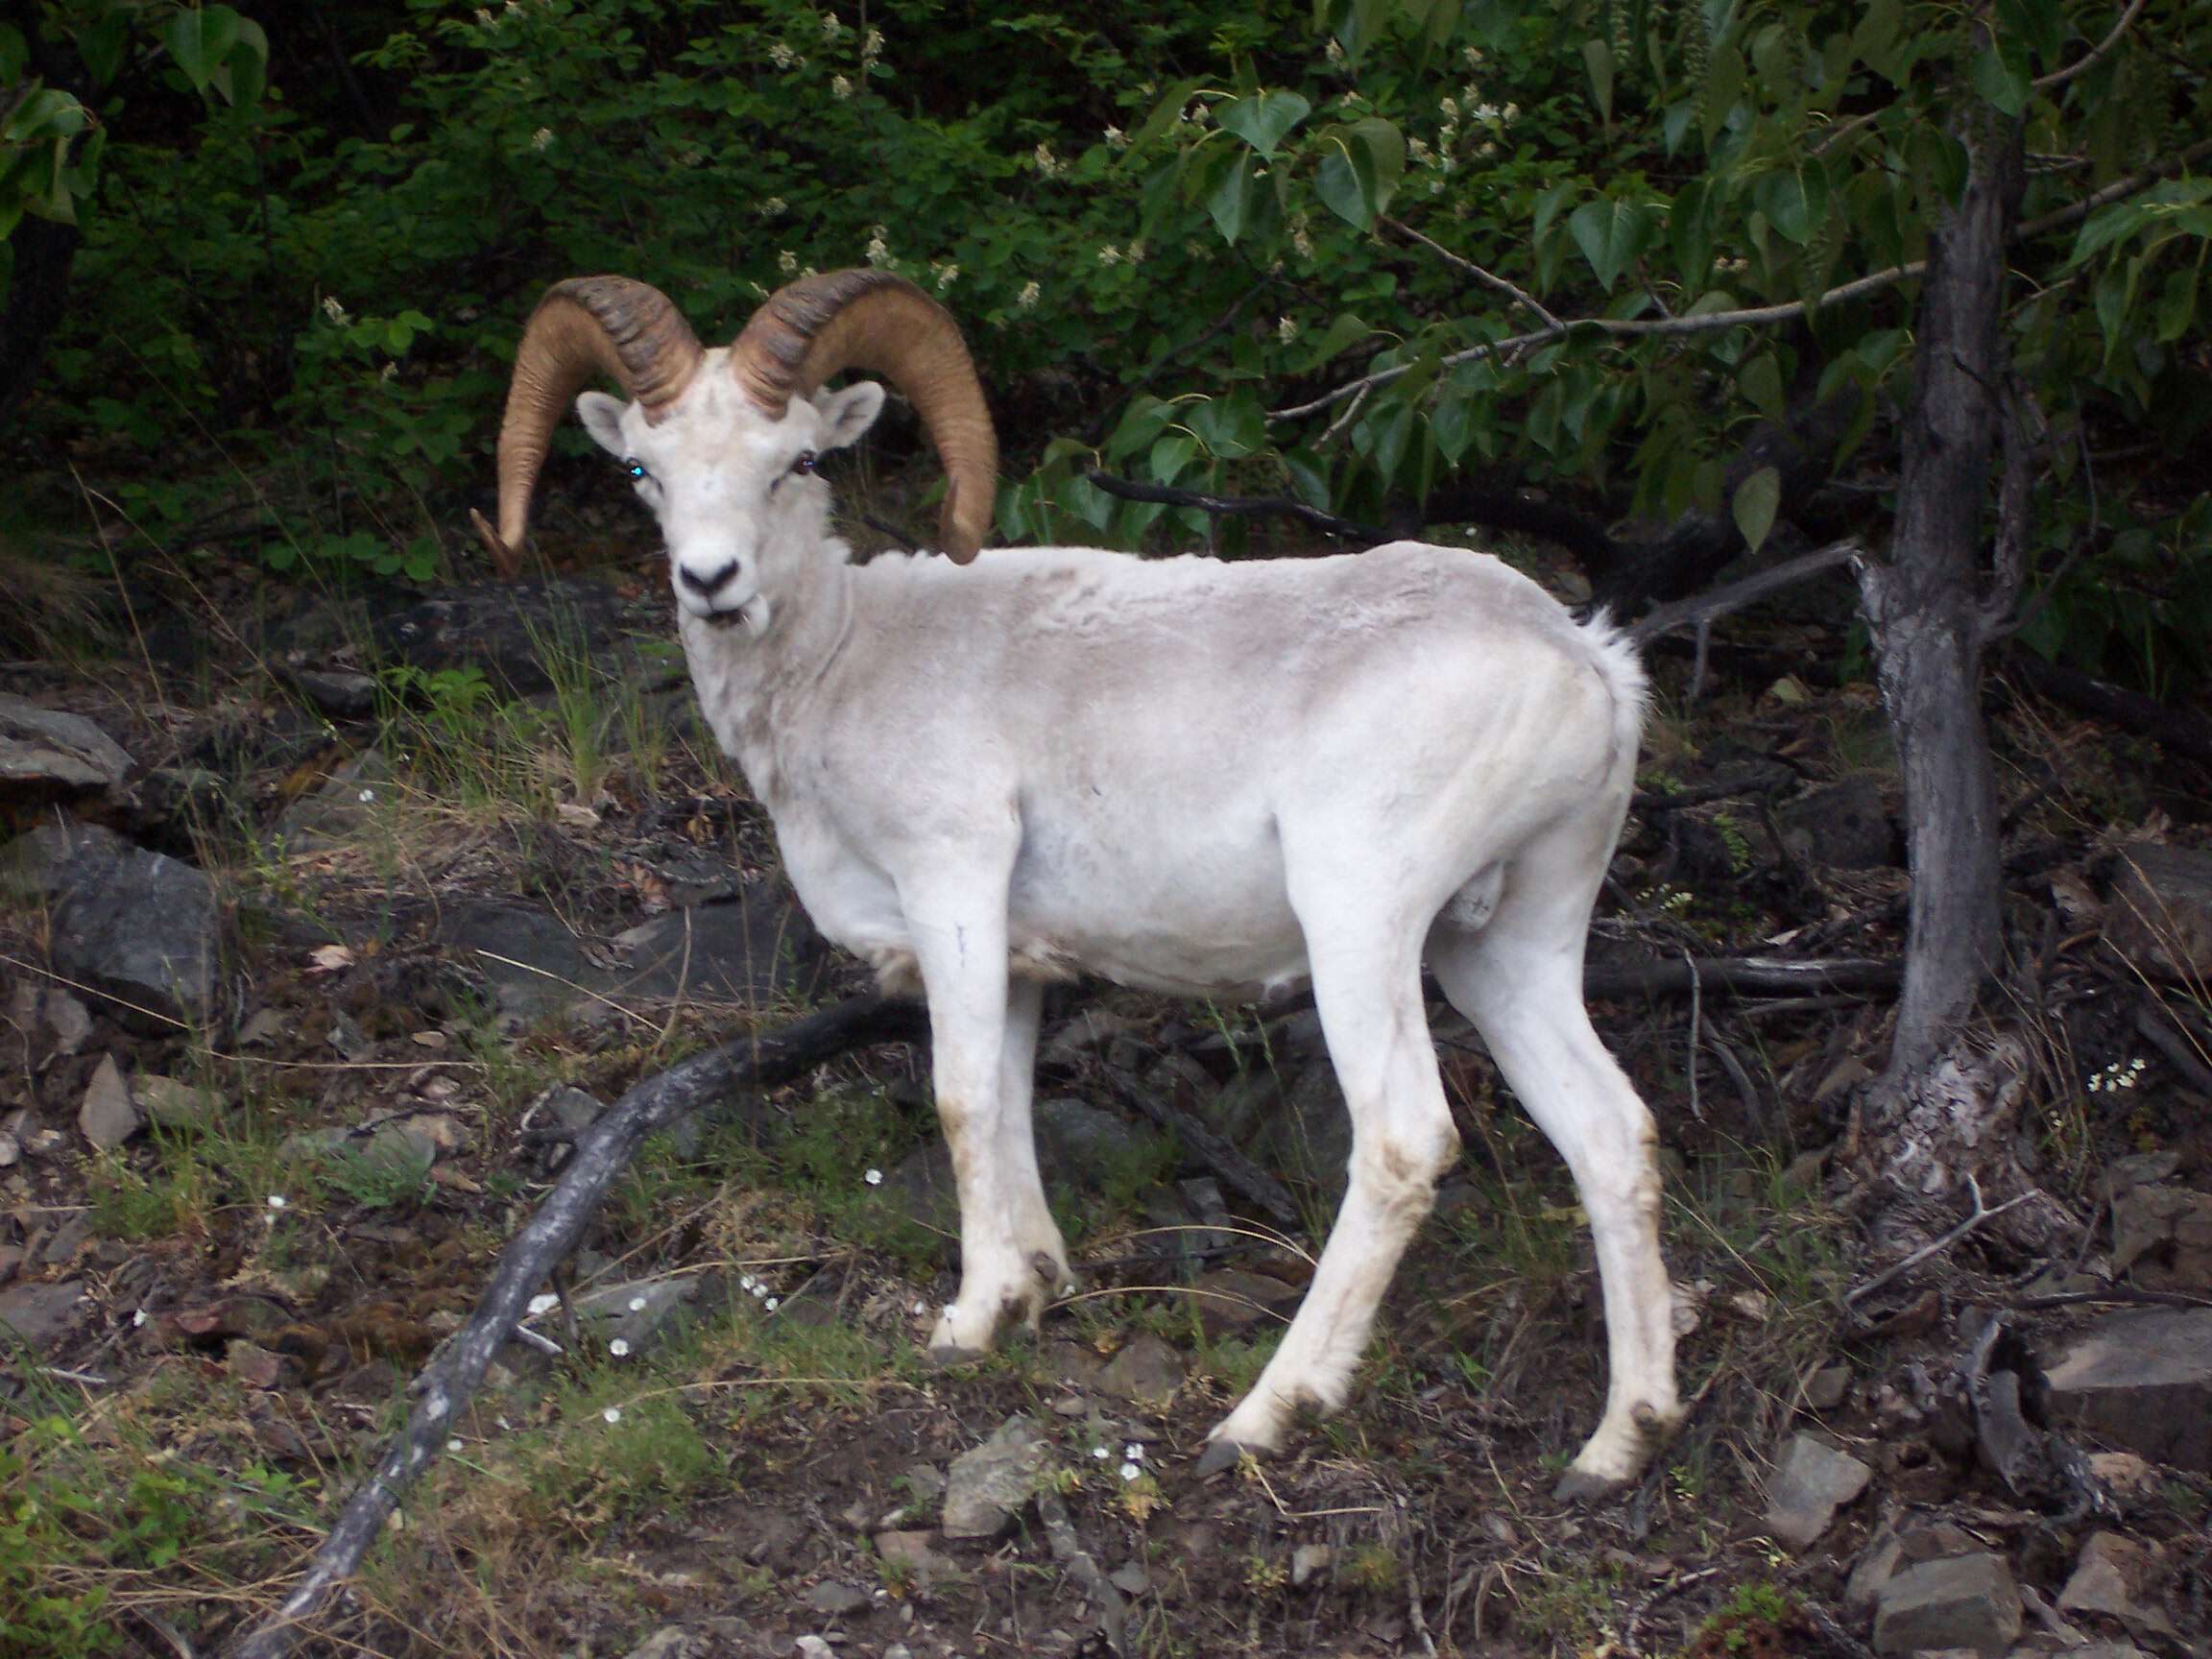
[[474, 270, 998, 621]]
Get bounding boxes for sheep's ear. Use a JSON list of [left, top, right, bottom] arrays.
[[576, 391, 631, 456], [812, 381, 885, 452]]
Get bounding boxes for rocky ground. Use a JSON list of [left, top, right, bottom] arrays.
[[3, 559, 2211, 1659]]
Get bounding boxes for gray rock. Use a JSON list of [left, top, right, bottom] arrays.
[[2109, 1184, 2212, 1292], [1096, 1334, 1185, 1406], [1869, 1553, 2022, 1658], [0, 1280, 89, 1354], [572, 1274, 699, 1355], [616, 1628, 699, 1659], [2042, 1307, 2212, 1470], [1190, 1268, 1301, 1337], [279, 748, 391, 848], [875, 1529, 950, 1588], [1844, 1523, 1983, 1620], [1038, 1008, 1143, 1067], [2106, 843, 2212, 980], [5, 821, 218, 1026], [291, 668, 379, 719], [1108, 1561, 1148, 1595], [1805, 1363, 1852, 1412], [609, 891, 830, 1004], [1778, 776, 1899, 870], [942, 1413, 1050, 1539], [134, 1074, 226, 1133], [1291, 1543, 1334, 1587], [2056, 1531, 2176, 1640], [1764, 1432, 1872, 1548], [37, 1214, 89, 1269], [1248, 1061, 1353, 1195], [79, 1054, 141, 1149], [791, 1639, 833, 1659], [1035, 1097, 1152, 1188], [0, 694, 133, 791], [371, 575, 650, 697], [800, 1579, 870, 1617]]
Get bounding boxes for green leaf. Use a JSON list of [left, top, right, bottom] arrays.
[[222, 21, 270, 108], [1740, 353, 1785, 423], [1187, 391, 1265, 459], [1699, 45, 1744, 149], [1430, 393, 1474, 465], [3, 87, 88, 143], [1208, 153, 1257, 244], [1149, 431, 1198, 483], [165, 6, 245, 96], [1754, 166, 1827, 246], [1216, 90, 1310, 160], [1671, 179, 1712, 280], [2154, 261, 2201, 344], [1732, 467, 1782, 554], [1568, 199, 1647, 292], [1313, 117, 1404, 229], [0, 24, 26, 86], [1106, 396, 1175, 461], [1291, 312, 1373, 372], [2068, 201, 2151, 266], [1970, 46, 2030, 116], [1581, 38, 1614, 123], [1131, 77, 1204, 149]]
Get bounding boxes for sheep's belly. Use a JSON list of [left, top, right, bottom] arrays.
[[1007, 818, 1310, 999]]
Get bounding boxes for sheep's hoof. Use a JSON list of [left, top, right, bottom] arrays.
[[1551, 1465, 1632, 1505], [1193, 1436, 1260, 1479]]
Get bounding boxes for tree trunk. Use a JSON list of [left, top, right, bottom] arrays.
[[1850, 106, 2046, 1232]]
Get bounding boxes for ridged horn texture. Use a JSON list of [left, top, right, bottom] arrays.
[[732, 269, 998, 564], [478, 276, 703, 575]]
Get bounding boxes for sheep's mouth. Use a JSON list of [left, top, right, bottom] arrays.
[[703, 607, 746, 630]]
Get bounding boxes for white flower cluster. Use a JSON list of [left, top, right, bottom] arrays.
[[1017, 279, 1041, 308], [779, 250, 799, 274], [930, 262, 959, 292], [531, 127, 552, 151], [865, 226, 890, 265], [832, 75, 853, 99], [820, 11, 843, 39], [739, 1271, 782, 1313], [1097, 244, 1121, 267], [1104, 125, 1126, 148], [1034, 141, 1064, 179], [769, 40, 799, 70], [2086, 1057, 2148, 1094], [759, 195, 788, 218]]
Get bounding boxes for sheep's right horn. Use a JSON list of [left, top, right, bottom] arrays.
[[476, 276, 703, 575], [731, 270, 998, 564]]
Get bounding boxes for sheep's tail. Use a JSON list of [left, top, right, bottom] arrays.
[[1577, 606, 1649, 798]]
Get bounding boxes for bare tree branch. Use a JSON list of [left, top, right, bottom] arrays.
[[2034, 0, 2150, 91], [1380, 215, 1561, 331], [1083, 468, 1384, 542]]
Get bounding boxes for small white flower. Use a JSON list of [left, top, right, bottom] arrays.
[[764, 1296, 781, 1311], [1478, 139, 1498, 158], [1440, 96, 1460, 120], [1098, 245, 1121, 266], [1292, 228, 1314, 259], [820, 11, 843, 38], [1277, 317, 1298, 343], [602, 1406, 621, 1424], [865, 1167, 884, 1186], [1502, 102, 1520, 124], [447, 1437, 464, 1453], [1092, 1445, 1110, 1460], [934, 262, 958, 292], [628, 1296, 647, 1312], [1407, 136, 1433, 166], [752, 1282, 769, 1299], [760, 196, 787, 217], [474, 7, 493, 24], [769, 41, 795, 69], [528, 1292, 559, 1315], [862, 26, 882, 57], [1462, 44, 1485, 67], [779, 250, 799, 274], [1473, 102, 1502, 125], [1127, 239, 1147, 265], [1124, 1442, 1143, 1459], [865, 230, 889, 265], [321, 297, 347, 325], [357, 787, 375, 804], [1119, 1461, 1142, 1481], [380, 362, 397, 382], [1034, 141, 1061, 178], [912, 1301, 928, 1316], [1104, 125, 1126, 148], [1017, 279, 1041, 308], [133, 1309, 148, 1328], [531, 127, 552, 151], [1324, 36, 1345, 64], [831, 75, 853, 99], [740, 1274, 758, 1292], [267, 1193, 288, 1210], [610, 1337, 632, 1358]]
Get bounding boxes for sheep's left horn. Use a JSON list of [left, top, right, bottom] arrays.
[[477, 276, 703, 575], [731, 270, 998, 564]]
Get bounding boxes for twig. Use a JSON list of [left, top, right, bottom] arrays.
[[1581, 954, 1899, 1001], [1098, 1059, 1302, 1226], [41, 1365, 110, 1387], [1844, 1175, 2036, 1308], [2034, 0, 2149, 90], [223, 993, 926, 1659], [1631, 765, 1796, 814], [1627, 541, 1863, 649], [2133, 1000, 2212, 1097], [1082, 468, 1383, 543], [1274, 138, 2212, 423], [1684, 950, 1704, 1123], [1381, 216, 1561, 331]]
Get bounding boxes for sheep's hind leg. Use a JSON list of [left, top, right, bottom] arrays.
[[1431, 894, 1681, 1501], [1200, 914, 1458, 1473], [902, 892, 1064, 1361]]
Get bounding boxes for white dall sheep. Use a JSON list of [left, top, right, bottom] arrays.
[[477, 270, 1682, 1495]]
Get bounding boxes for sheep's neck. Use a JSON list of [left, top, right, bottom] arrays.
[[680, 544, 854, 806]]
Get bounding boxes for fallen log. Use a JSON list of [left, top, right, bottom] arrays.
[[226, 993, 926, 1659]]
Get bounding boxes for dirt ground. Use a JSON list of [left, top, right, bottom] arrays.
[[3, 549, 2210, 1659]]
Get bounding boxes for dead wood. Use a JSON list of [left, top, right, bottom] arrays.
[[224, 993, 926, 1659]]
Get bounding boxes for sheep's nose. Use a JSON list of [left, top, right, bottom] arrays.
[[678, 559, 740, 597]]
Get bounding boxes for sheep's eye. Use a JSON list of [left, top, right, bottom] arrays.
[[624, 458, 650, 481], [791, 451, 817, 476]]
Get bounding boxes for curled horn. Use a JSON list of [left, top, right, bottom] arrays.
[[731, 270, 998, 564], [472, 276, 704, 575]]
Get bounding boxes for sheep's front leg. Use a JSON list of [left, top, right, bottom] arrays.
[[904, 891, 1067, 1359]]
